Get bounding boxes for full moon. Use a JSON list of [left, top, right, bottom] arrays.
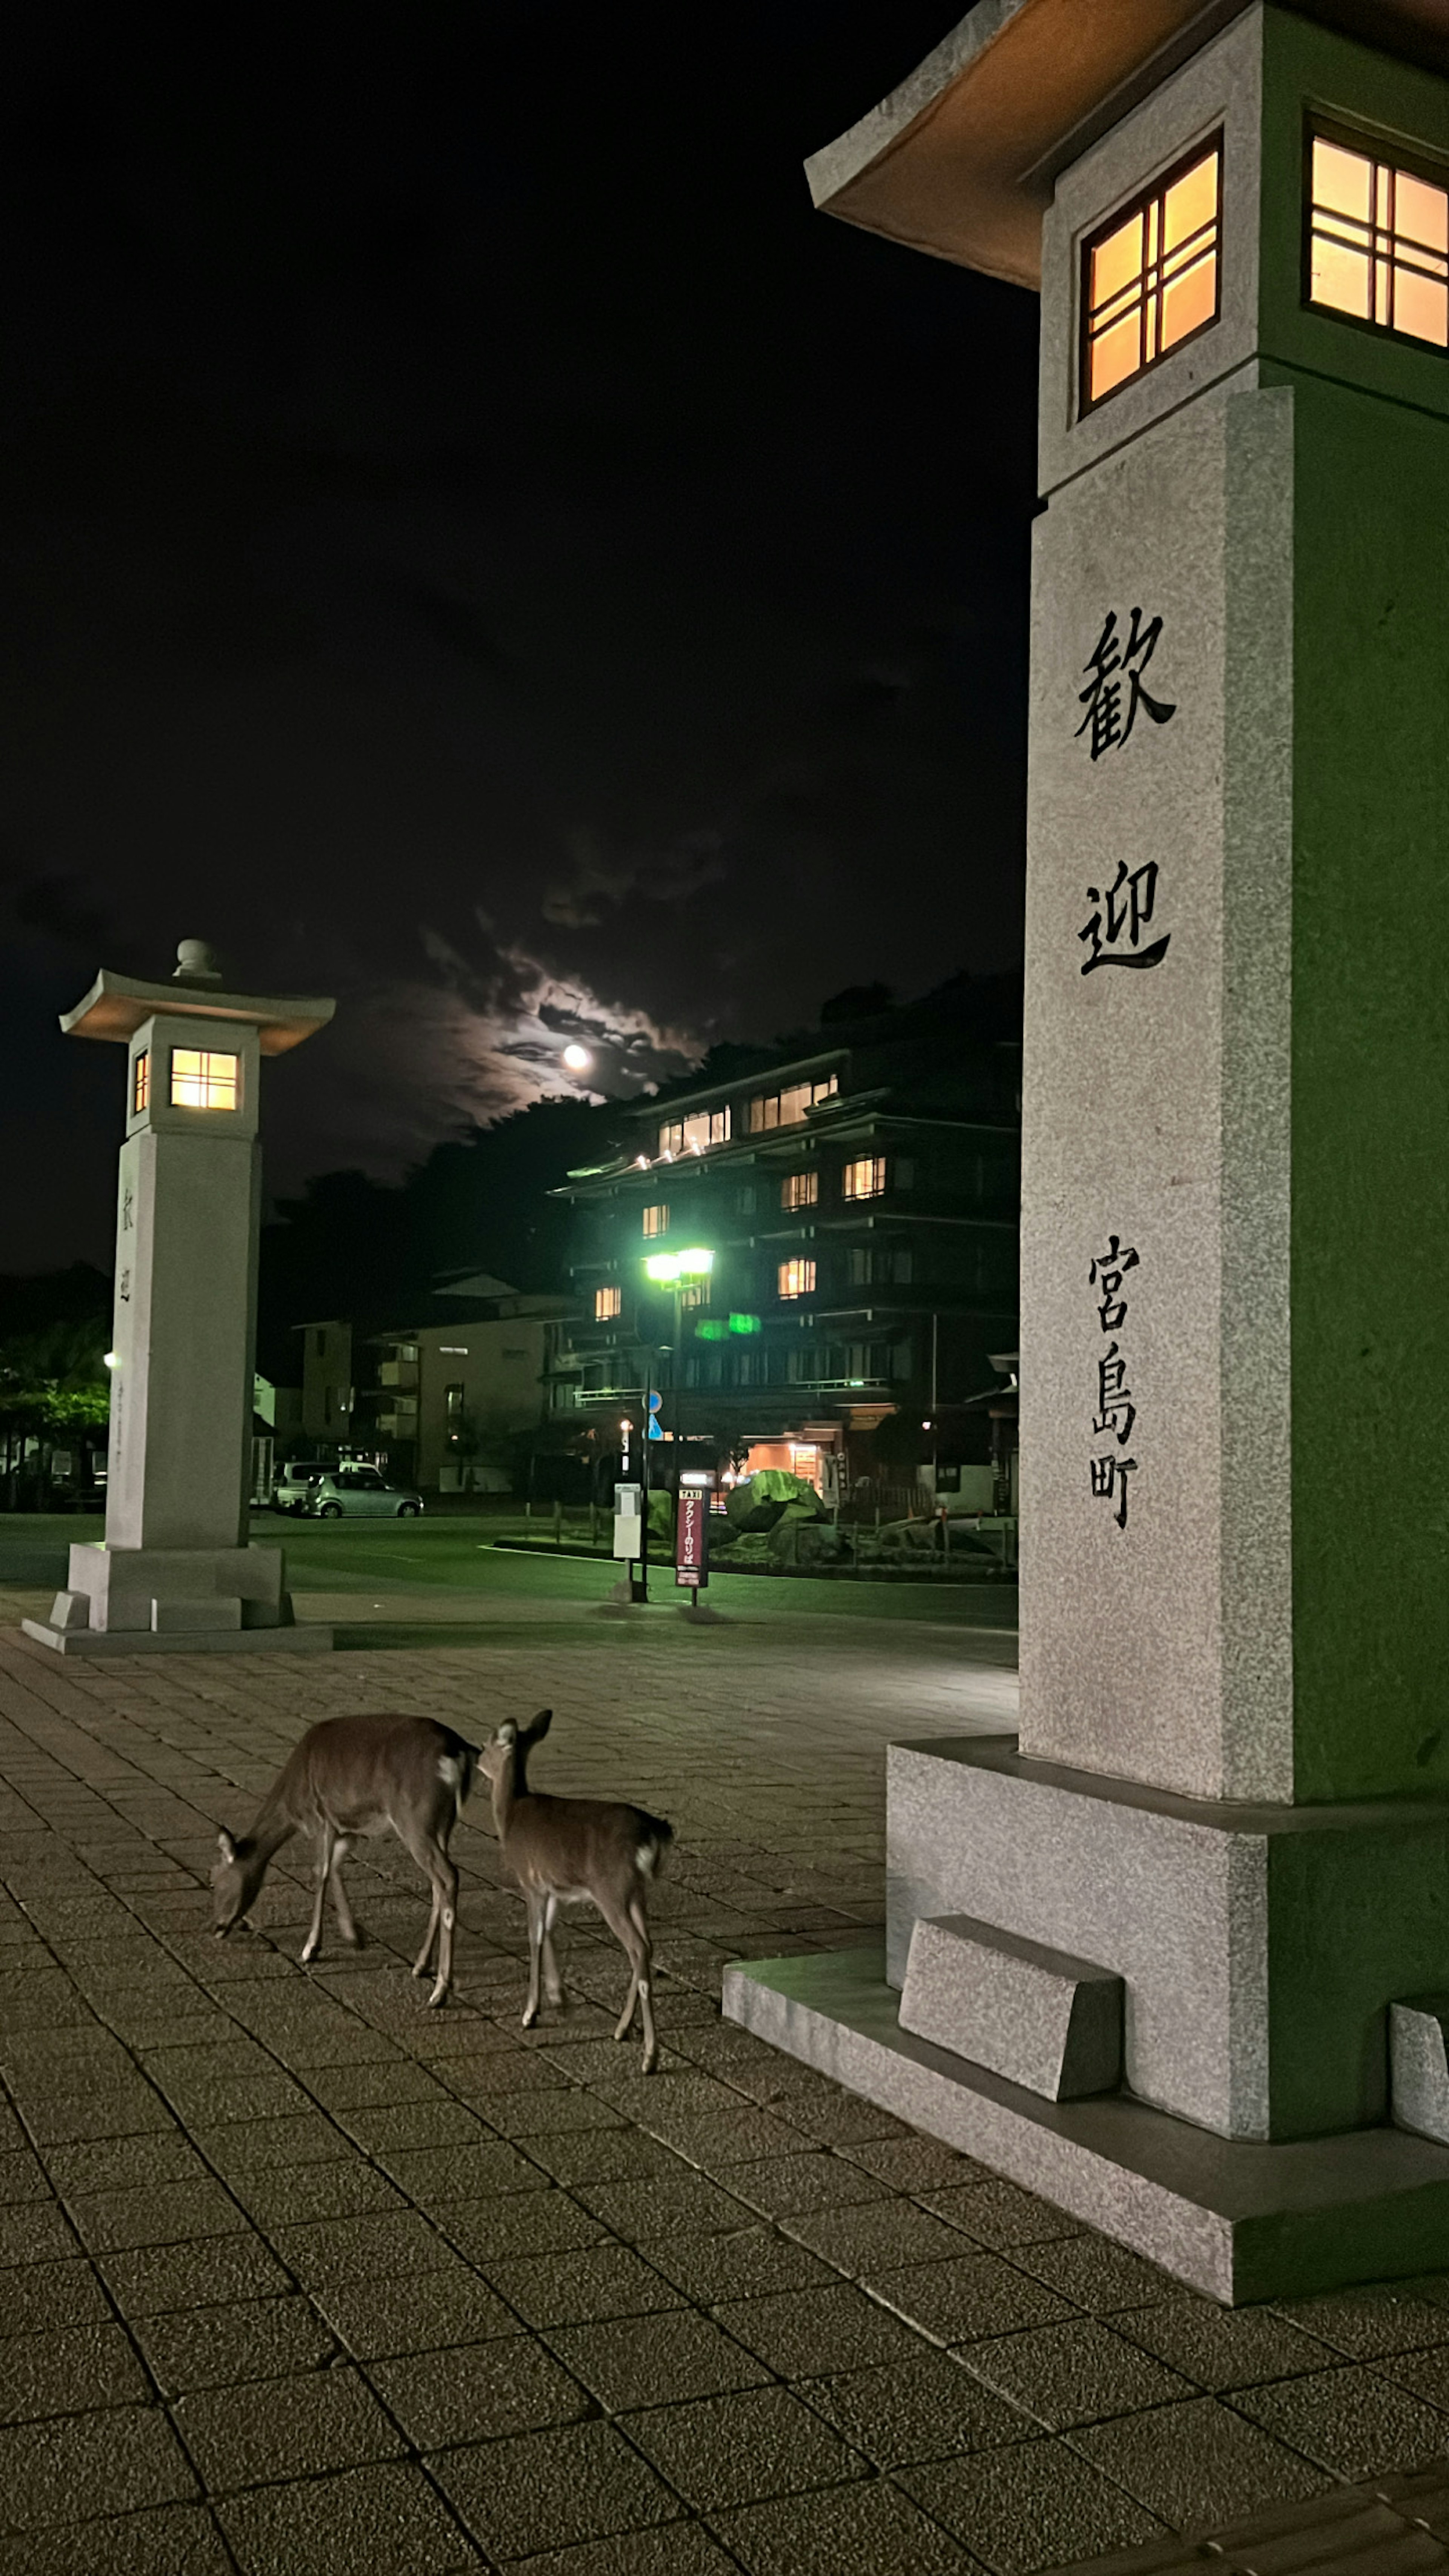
[[561, 1043, 592, 1072]]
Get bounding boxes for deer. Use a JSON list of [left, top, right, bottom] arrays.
[[211, 1713, 480, 2006], [479, 1709, 673, 2073]]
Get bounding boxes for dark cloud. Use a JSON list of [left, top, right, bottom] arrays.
[[2, 2, 1036, 1269]]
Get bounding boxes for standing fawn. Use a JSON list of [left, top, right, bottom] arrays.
[[211, 1713, 479, 2005], [480, 1710, 673, 2073]]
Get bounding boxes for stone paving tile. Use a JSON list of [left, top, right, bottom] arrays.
[[0, 2501, 235, 2574], [173, 2363, 405, 2490], [714, 2280, 931, 2376], [3, 2252, 114, 2332], [1271, 2283, 1449, 2360], [194, 2112, 352, 2175], [0, 2197, 81, 2262], [1009, 2234, 1179, 2316], [898, 2436, 1166, 2573], [64, 2176, 249, 2253], [842, 2134, 989, 2193], [548, 2306, 773, 2411], [786, 2193, 978, 2275], [99, 2230, 293, 2314], [0, 2319, 151, 2422], [42, 2132, 209, 2195], [1381, 2346, 1449, 2410], [217, 2459, 481, 2574], [868, 2248, 1077, 2345], [485, 2241, 685, 2327], [432, 2416, 678, 2559], [265, 2208, 459, 2287], [1231, 2362, 1449, 2481], [508, 2524, 743, 2576], [438, 2186, 609, 2263], [1112, 2293, 1342, 2393], [712, 2149, 889, 2220], [711, 2477, 991, 2576], [635, 2222, 840, 2306], [0, 2402, 199, 2530], [1066, 2395, 1334, 2529], [801, 2347, 1033, 2465], [575, 2171, 755, 2238], [367, 2333, 592, 2445], [961, 2317, 1198, 2430], [225, 2154, 407, 2228], [621, 2381, 867, 2510], [132, 2292, 339, 2394], [515, 2125, 686, 2186], [380, 2138, 548, 2203]]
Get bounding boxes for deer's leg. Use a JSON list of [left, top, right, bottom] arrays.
[[328, 1834, 362, 1948], [300, 1824, 334, 1964], [540, 1893, 565, 2010], [595, 1887, 657, 2074], [411, 1882, 441, 1981], [522, 1891, 544, 2029], [428, 1854, 459, 2008]]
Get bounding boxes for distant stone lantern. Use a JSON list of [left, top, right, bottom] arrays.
[[25, 941, 335, 1655]]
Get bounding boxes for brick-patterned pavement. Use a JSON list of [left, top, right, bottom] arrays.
[[4, 1595, 1449, 2576]]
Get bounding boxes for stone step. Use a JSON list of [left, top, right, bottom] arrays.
[[899, 1910, 1123, 2099]]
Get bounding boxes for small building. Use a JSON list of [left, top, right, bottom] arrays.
[[549, 980, 1020, 1504], [361, 1277, 568, 1492]]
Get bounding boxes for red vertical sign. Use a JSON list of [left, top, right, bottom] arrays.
[[675, 1486, 708, 1589]]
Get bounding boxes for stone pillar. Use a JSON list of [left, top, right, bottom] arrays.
[[724, 0, 1449, 2299], [23, 942, 336, 1657]]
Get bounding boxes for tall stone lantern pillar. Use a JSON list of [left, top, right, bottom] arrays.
[[725, 1, 1449, 2299], [24, 941, 335, 1656]]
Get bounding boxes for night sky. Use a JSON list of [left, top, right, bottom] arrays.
[[2, 2, 1038, 1272]]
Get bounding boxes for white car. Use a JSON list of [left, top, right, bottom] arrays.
[[306, 1467, 423, 1520], [272, 1462, 328, 1514]]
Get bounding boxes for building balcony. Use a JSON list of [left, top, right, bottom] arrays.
[[378, 1360, 419, 1390]]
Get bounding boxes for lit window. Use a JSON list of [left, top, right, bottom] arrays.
[[170, 1049, 239, 1110], [132, 1050, 149, 1114], [680, 1282, 708, 1311], [781, 1170, 819, 1211], [1308, 133, 1449, 348], [594, 1285, 622, 1320], [1082, 140, 1221, 408], [843, 1157, 887, 1200], [778, 1259, 817, 1300], [657, 1107, 731, 1157], [747, 1073, 839, 1134], [642, 1204, 668, 1238]]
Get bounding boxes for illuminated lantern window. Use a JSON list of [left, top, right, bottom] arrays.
[[781, 1170, 819, 1211], [132, 1050, 150, 1114], [778, 1259, 817, 1300], [747, 1073, 838, 1134], [170, 1049, 239, 1110], [641, 1203, 668, 1238], [1082, 140, 1221, 409], [843, 1156, 887, 1200], [1308, 134, 1449, 348], [594, 1284, 622, 1320]]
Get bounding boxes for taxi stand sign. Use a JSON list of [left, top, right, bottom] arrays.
[[675, 1473, 711, 1591]]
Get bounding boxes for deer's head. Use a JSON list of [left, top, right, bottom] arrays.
[[211, 1828, 267, 1935], [478, 1709, 552, 1789]]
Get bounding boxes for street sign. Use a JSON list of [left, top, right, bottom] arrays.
[[612, 1482, 643, 1560], [647, 1389, 664, 1442], [675, 1478, 709, 1590]]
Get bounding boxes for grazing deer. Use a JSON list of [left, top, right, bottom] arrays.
[[211, 1713, 479, 2006], [480, 1709, 673, 2073]]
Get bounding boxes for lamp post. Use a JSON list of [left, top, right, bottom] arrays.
[[643, 1247, 714, 1502]]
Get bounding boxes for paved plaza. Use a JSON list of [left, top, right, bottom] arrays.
[[4, 1575, 1449, 2574]]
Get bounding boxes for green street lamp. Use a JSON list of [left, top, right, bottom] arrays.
[[641, 1247, 715, 1497]]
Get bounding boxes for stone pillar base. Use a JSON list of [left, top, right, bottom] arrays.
[[723, 1943, 1449, 2305], [22, 1619, 334, 1657]]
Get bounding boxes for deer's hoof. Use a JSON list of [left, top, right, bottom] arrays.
[[521, 2006, 538, 2030], [426, 1982, 448, 2009]]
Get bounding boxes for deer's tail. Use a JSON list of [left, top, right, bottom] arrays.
[[635, 1812, 674, 1879]]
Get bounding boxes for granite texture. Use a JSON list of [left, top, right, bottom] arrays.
[[887, 1735, 1449, 2142], [898, 1912, 1122, 2099], [1391, 1999, 1449, 2146], [722, 1943, 1449, 2305]]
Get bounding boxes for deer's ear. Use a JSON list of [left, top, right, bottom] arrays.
[[525, 1708, 553, 1745], [217, 1829, 237, 1865], [496, 1721, 518, 1748]]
